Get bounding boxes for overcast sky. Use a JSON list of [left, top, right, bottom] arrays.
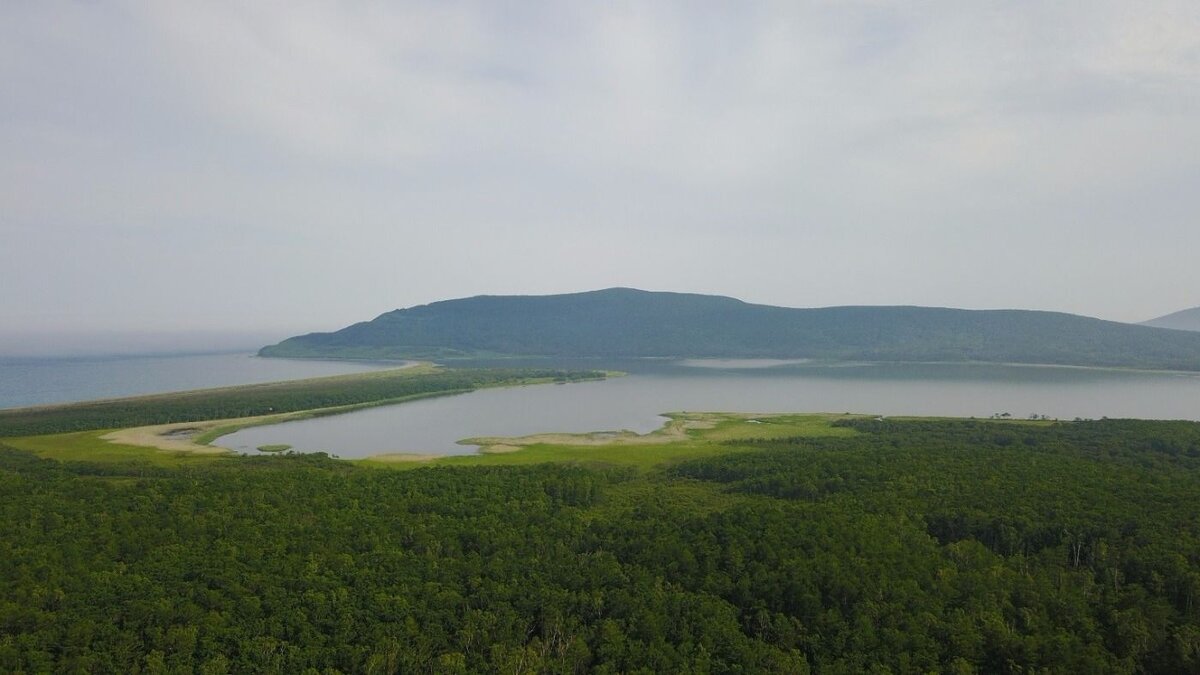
[[3, 1, 1199, 353]]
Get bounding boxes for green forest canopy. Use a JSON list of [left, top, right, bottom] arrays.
[[3, 417, 1200, 673]]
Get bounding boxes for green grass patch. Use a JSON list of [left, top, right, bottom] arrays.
[[256, 444, 292, 453], [686, 412, 866, 441], [435, 441, 755, 471], [3, 431, 223, 467]]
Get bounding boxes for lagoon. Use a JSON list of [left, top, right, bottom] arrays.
[[218, 359, 1200, 458]]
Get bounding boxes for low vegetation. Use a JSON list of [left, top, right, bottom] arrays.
[[2, 414, 1199, 672]]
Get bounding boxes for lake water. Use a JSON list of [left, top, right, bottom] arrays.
[[0, 352, 398, 409], [218, 359, 1200, 458]]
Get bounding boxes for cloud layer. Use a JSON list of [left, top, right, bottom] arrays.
[[3, 1, 1198, 342]]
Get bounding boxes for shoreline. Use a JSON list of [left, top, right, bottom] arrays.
[[262, 351, 1200, 377], [9, 355, 1196, 465], [94, 373, 616, 458]]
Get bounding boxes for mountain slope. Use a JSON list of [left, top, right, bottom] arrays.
[[261, 288, 1200, 370], [1143, 306, 1200, 332]]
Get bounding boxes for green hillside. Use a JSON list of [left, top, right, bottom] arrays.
[[261, 288, 1200, 371]]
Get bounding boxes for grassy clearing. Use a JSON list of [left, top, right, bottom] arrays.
[[686, 412, 865, 441], [3, 431, 224, 467], [420, 441, 744, 471]]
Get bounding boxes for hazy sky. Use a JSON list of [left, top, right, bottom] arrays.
[[3, 1, 1199, 353]]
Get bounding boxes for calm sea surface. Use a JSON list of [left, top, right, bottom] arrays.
[[0, 352, 397, 409], [218, 359, 1200, 459]]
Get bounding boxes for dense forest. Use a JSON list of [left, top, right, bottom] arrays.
[[3, 418, 1200, 672], [0, 368, 603, 437], [261, 288, 1200, 371]]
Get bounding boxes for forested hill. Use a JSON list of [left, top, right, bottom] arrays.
[[1143, 306, 1200, 332], [260, 288, 1200, 371]]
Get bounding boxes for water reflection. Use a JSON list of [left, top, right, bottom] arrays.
[[218, 359, 1200, 459]]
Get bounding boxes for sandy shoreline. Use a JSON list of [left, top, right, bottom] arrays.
[[102, 415, 288, 455]]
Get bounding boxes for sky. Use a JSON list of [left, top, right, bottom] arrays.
[[3, 1, 1199, 354]]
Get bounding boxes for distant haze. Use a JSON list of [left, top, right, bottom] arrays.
[[3, 2, 1198, 354], [0, 330, 295, 358]]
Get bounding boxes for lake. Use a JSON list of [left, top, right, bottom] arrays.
[[0, 352, 398, 409], [218, 359, 1200, 458]]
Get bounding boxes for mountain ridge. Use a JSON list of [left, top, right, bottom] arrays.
[[1142, 306, 1200, 333], [261, 288, 1200, 371]]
